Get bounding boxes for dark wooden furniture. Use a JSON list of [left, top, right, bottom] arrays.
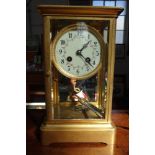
[[26, 51, 45, 102]]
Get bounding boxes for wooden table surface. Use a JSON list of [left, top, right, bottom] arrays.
[[26, 110, 129, 155]]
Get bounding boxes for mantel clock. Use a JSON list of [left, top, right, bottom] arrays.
[[38, 5, 123, 150]]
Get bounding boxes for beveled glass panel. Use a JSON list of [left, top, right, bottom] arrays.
[[103, 30, 108, 43]]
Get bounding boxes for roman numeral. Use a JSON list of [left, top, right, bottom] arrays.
[[60, 40, 65, 45], [69, 33, 72, 38]]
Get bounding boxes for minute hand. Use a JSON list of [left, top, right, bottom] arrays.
[[78, 53, 94, 68], [79, 41, 91, 52]]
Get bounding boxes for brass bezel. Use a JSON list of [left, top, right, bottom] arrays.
[[51, 23, 105, 80]]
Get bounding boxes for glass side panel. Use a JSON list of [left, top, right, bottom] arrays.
[[103, 29, 108, 44]]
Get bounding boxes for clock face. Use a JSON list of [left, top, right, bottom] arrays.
[[51, 24, 104, 79]]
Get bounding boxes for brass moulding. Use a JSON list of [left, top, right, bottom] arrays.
[[40, 123, 116, 146], [37, 5, 123, 18]]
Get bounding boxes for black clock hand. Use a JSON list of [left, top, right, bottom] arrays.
[[78, 41, 91, 52], [80, 55, 94, 68], [76, 50, 94, 68]]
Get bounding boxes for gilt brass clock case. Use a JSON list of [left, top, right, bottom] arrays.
[[51, 23, 105, 80], [38, 5, 123, 149]]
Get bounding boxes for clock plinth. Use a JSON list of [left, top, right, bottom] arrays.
[[40, 122, 116, 145], [38, 5, 123, 154]]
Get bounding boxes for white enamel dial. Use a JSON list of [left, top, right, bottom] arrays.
[[52, 24, 103, 79]]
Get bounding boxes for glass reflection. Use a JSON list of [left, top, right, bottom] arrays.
[[58, 74, 98, 103], [54, 73, 104, 119]]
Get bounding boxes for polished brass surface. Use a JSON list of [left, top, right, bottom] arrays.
[[27, 111, 129, 155], [43, 16, 53, 120], [40, 123, 116, 146], [105, 19, 117, 122], [38, 5, 123, 148]]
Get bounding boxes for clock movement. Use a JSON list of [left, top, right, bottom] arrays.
[[38, 5, 123, 152]]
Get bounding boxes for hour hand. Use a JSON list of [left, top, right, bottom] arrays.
[[85, 57, 94, 68]]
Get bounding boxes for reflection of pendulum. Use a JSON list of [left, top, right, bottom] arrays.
[[73, 86, 104, 118], [74, 87, 88, 99], [74, 87, 80, 93], [73, 86, 80, 101], [70, 79, 103, 118], [74, 93, 104, 118]]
